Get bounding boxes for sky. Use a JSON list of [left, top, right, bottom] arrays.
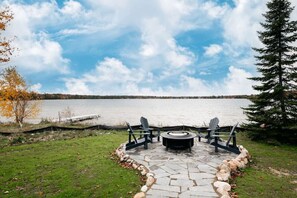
[[1, 0, 297, 96]]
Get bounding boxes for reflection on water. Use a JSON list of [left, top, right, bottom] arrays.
[[1, 99, 251, 126]]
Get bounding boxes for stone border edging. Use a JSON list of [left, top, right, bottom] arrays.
[[115, 143, 155, 198], [214, 145, 251, 198]]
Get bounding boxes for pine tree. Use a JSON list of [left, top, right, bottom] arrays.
[[244, 0, 297, 141]]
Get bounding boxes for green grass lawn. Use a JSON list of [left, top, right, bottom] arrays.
[[233, 133, 297, 198], [0, 131, 142, 198]]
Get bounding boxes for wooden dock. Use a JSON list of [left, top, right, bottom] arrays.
[[55, 114, 100, 123]]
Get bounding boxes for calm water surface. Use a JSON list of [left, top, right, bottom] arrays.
[[22, 99, 251, 126]]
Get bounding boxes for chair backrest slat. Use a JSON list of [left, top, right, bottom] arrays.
[[126, 122, 138, 143], [209, 117, 219, 130], [209, 117, 219, 136], [140, 116, 149, 131], [226, 123, 238, 146]]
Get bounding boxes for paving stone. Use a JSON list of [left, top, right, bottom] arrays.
[[188, 167, 200, 173], [160, 165, 178, 175], [155, 177, 170, 185], [165, 163, 186, 171], [189, 185, 215, 192], [179, 191, 192, 198], [206, 162, 221, 168], [180, 191, 210, 198], [187, 163, 198, 168], [151, 184, 181, 193], [154, 172, 171, 178], [150, 156, 170, 161], [146, 189, 179, 197], [181, 186, 189, 193], [177, 170, 189, 175], [149, 164, 160, 171], [198, 164, 217, 173], [192, 191, 219, 197], [153, 168, 167, 174], [170, 174, 189, 179], [196, 179, 215, 186], [189, 172, 215, 180], [170, 179, 195, 187], [134, 160, 149, 167], [178, 164, 188, 169]]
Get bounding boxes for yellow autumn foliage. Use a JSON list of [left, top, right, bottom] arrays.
[[0, 7, 14, 63], [0, 67, 40, 124]]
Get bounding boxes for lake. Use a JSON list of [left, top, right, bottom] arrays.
[[13, 99, 251, 126]]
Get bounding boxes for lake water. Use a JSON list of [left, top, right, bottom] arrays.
[[10, 99, 251, 126]]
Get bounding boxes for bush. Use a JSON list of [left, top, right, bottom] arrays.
[[246, 125, 297, 145], [11, 136, 26, 145]]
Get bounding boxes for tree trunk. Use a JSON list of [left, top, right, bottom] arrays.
[[278, 31, 287, 125]]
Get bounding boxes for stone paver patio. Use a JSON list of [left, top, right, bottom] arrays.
[[126, 138, 237, 198]]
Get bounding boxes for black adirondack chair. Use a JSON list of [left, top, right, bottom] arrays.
[[210, 123, 240, 154], [140, 116, 160, 142], [125, 122, 150, 150], [198, 117, 220, 143]]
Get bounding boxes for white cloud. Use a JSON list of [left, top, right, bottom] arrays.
[[30, 83, 42, 92], [14, 33, 69, 73], [201, 1, 229, 19], [140, 44, 156, 57], [65, 78, 91, 95], [139, 17, 194, 69], [64, 57, 149, 95], [170, 66, 256, 96], [93, 57, 137, 83], [222, 0, 267, 48], [204, 44, 223, 57], [165, 47, 194, 68], [1, 1, 70, 73], [63, 58, 256, 96], [61, 0, 84, 17], [178, 75, 212, 96], [222, 66, 255, 95]]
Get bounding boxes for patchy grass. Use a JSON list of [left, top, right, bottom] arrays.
[[0, 131, 142, 197], [233, 133, 297, 198]]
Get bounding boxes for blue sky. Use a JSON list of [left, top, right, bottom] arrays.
[[1, 0, 297, 96]]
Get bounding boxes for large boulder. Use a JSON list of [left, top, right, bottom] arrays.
[[146, 176, 156, 187], [216, 169, 231, 181], [214, 181, 231, 197], [141, 185, 148, 192], [227, 160, 238, 171]]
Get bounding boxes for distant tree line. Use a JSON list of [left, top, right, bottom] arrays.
[[34, 93, 253, 100]]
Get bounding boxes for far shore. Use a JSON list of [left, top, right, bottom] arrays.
[[35, 93, 254, 100]]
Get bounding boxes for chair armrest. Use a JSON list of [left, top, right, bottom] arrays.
[[131, 132, 150, 135]]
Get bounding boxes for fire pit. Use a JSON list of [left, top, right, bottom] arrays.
[[161, 131, 196, 151]]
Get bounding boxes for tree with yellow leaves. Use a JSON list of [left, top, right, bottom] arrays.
[[0, 8, 39, 125], [0, 7, 14, 64], [0, 67, 40, 125]]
